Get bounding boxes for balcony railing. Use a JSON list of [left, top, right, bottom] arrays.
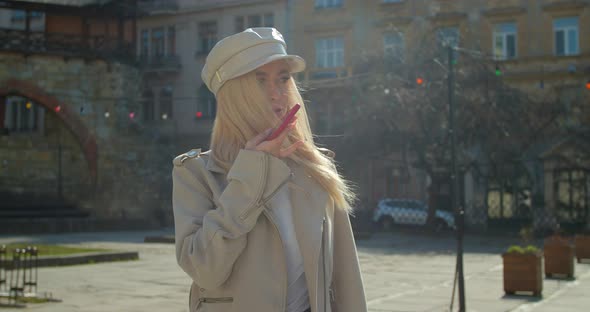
[[0, 28, 134, 63], [138, 0, 179, 14], [139, 55, 181, 73]]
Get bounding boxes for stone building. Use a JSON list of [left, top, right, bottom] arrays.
[[0, 0, 174, 232]]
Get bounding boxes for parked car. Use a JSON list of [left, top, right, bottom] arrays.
[[372, 198, 455, 232]]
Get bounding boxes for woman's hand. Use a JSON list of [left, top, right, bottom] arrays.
[[245, 118, 304, 159]]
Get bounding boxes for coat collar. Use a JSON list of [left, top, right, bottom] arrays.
[[199, 150, 227, 174]]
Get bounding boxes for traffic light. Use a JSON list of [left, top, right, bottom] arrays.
[[495, 65, 502, 76]]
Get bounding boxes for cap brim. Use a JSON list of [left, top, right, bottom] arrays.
[[232, 54, 306, 80]]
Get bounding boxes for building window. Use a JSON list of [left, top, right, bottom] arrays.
[[247, 15, 262, 28], [437, 26, 459, 48], [554, 17, 579, 56], [151, 27, 165, 59], [315, 0, 342, 8], [167, 26, 176, 55], [493, 23, 517, 60], [3, 96, 43, 133], [383, 32, 404, 62], [315, 37, 344, 68], [198, 85, 216, 119], [198, 21, 217, 54], [555, 169, 588, 223], [159, 87, 173, 120], [142, 90, 155, 122], [11, 10, 26, 21], [140, 29, 149, 59], [10, 10, 43, 22], [263, 13, 274, 27], [235, 16, 244, 33], [235, 14, 274, 32]]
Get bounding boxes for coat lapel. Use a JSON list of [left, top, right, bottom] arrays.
[[288, 164, 329, 311]]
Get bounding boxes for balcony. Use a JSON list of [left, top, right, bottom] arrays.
[[542, 0, 588, 13], [138, 0, 179, 15], [139, 55, 181, 73], [0, 28, 134, 63], [482, 0, 527, 18], [426, 0, 468, 23]]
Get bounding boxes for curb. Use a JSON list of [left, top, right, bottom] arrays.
[[144, 234, 374, 242], [144, 236, 175, 243], [353, 231, 373, 240], [1, 251, 139, 269]]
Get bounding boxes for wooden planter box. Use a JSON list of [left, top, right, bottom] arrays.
[[544, 236, 575, 278], [502, 252, 543, 296], [575, 235, 590, 263]]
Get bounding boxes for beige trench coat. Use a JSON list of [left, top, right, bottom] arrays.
[[172, 148, 367, 312]]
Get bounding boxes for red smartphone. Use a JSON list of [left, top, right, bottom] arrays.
[[265, 104, 301, 141]]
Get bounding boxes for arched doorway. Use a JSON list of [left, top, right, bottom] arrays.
[[0, 79, 97, 208], [0, 79, 97, 181]]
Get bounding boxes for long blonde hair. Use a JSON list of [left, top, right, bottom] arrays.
[[210, 70, 356, 212]]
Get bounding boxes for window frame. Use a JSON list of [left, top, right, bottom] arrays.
[[315, 37, 344, 68], [198, 21, 218, 54], [493, 22, 517, 60], [383, 31, 405, 61], [3, 96, 43, 133], [315, 0, 343, 9], [553, 17, 579, 56]]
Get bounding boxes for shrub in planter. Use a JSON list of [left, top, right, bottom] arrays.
[[544, 235, 575, 278], [502, 245, 543, 296]]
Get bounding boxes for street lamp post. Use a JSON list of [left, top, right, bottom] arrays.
[[448, 45, 466, 312]]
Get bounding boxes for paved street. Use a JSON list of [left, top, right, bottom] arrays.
[[1, 229, 588, 312]]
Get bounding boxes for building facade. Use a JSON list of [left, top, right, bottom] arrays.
[[0, 0, 178, 232], [136, 0, 290, 152], [290, 0, 590, 230]]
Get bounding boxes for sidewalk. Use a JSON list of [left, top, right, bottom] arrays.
[[359, 232, 590, 312], [0, 229, 588, 311]]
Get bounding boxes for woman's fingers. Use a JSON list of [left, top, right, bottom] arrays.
[[279, 140, 304, 158], [246, 128, 272, 149], [245, 116, 300, 158]]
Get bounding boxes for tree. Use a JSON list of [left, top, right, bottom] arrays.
[[330, 29, 564, 230]]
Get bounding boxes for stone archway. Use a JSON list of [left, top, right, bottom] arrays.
[[0, 78, 97, 183]]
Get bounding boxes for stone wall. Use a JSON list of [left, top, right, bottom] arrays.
[[0, 53, 176, 228]]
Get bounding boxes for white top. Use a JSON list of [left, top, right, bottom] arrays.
[[269, 184, 311, 312]]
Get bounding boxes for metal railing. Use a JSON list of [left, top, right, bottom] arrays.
[[0, 247, 39, 307], [0, 28, 135, 62], [138, 54, 182, 72], [138, 0, 179, 13]]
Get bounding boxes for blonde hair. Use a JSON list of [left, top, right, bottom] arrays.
[[210, 70, 356, 212]]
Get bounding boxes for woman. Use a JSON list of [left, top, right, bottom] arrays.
[[172, 27, 367, 312]]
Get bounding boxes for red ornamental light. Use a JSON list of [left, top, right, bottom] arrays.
[[195, 111, 203, 118], [586, 80, 590, 90], [416, 77, 424, 85], [129, 112, 135, 119], [55, 105, 61, 112]]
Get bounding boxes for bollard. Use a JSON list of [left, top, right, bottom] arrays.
[[9, 249, 25, 305], [23, 246, 38, 297], [0, 245, 6, 302]]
